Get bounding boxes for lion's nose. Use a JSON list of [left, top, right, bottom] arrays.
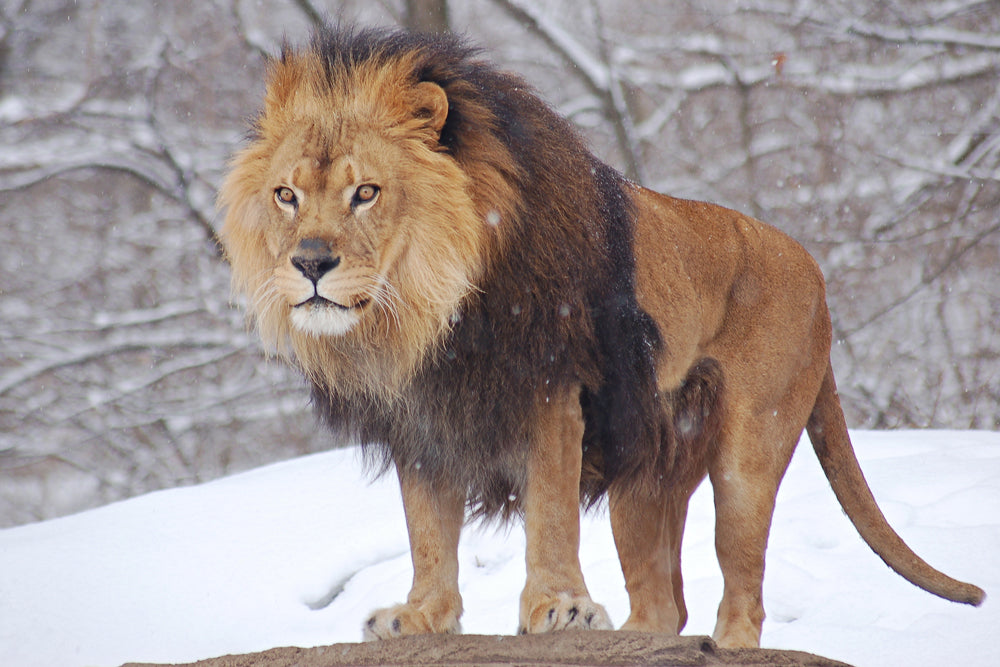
[[291, 238, 341, 284]]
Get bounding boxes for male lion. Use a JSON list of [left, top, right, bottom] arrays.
[[218, 26, 984, 648]]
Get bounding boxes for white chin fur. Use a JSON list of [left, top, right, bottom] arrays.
[[290, 304, 361, 337]]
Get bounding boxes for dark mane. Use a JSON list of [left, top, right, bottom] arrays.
[[308, 26, 666, 517]]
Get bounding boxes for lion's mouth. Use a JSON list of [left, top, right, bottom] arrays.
[[296, 295, 371, 311], [289, 294, 371, 337]]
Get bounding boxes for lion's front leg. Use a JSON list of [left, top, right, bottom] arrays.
[[518, 386, 613, 635], [363, 465, 465, 641]]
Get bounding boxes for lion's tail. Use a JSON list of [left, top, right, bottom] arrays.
[[806, 361, 985, 607]]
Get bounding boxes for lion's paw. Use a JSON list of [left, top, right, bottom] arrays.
[[363, 603, 461, 641], [518, 592, 613, 634]]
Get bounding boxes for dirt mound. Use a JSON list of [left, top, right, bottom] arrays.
[[123, 631, 851, 667]]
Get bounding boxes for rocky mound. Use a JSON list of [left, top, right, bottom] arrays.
[[123, 631, 851, 666]]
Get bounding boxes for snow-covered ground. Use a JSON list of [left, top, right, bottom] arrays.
[[1, 430, 996, 667]]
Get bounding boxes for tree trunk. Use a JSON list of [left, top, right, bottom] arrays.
[[404, 0, 450, 33]]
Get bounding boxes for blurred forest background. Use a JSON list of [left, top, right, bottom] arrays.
[[1, 0, 998, 527]]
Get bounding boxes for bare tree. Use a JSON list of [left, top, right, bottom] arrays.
[[404, 0, 451, 33], [488, 0, 645, 181]]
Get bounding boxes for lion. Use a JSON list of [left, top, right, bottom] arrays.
[[218, 26, 984, 648]]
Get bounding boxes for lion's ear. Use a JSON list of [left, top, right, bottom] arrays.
[[409, 81, 449, 141]]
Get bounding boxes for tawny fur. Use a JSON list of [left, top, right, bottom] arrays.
[[219, 26, 984, 649]]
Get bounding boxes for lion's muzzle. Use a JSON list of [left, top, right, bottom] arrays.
[[283, 237, 370, 337]]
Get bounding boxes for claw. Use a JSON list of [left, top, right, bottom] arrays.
[[521, 592, 612, 634]]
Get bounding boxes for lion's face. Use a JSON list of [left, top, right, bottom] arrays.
[[263, 122, 421, 338], [219, 55, 492, 387]]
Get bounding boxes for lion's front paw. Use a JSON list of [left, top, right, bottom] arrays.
[[363, 602, 461, 641], [518, 592, 613, 634]]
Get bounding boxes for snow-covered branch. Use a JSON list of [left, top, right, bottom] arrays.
[[489, 0, 644, 180], [843, 18, 1000, 51]]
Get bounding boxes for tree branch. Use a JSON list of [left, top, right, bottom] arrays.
[[488, 0, 643, 181]]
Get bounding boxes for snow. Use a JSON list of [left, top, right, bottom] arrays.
[[1, 430, 996, 667]]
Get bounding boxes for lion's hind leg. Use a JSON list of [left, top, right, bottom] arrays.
[[708, 433, 783, 648], [609, 358, 719, 634], [363, 467, 465, 640], [609, 479, 700, 634], [707, 358, 827, 648], [518, 385, 613, 635]]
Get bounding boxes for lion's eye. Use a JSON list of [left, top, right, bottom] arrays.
[[352, 184, 380, 208], [275, 187, 298, 207]]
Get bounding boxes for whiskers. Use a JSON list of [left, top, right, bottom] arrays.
[[370, 272, 402, 332], [249, 272, 282, 320], [244, 269, 291, 350]]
